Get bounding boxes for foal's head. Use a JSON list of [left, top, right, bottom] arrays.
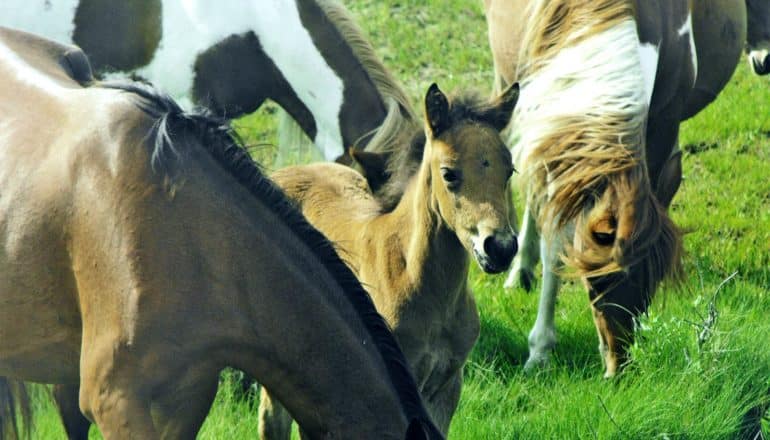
[[422, 83, 520, 273]]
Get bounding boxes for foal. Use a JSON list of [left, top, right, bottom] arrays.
[[261, 83, 520, 436]]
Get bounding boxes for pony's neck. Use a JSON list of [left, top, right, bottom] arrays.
[[390, 151, 469, 288], [512, 4, 648, 232]]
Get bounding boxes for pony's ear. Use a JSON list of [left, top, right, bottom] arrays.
[[480, 82, 519, 132], [405, 418, 430, 440], [424, 83, 450, 137], [349, 148, 391, 193]]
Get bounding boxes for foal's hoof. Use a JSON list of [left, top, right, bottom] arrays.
[[504, 266, 536, 291]]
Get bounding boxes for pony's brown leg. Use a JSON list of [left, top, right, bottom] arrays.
[[259, 387, 293, 440], [52, 384, 91, 440], [655, 149, 682, 209]]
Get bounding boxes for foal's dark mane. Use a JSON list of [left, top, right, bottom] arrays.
[[376, 91, 513, 212], [97, 81, 437, 430]]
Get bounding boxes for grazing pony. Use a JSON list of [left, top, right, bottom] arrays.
[[261, 83, 520, 437], [747, 0, 770, 75], [0, 27, 443, 440], [484, 0, 746, 376], [0, 0, 417, 162]]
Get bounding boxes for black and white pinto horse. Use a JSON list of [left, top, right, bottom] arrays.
[[0, 0, 414, 162], [485, 0, 746, 377]]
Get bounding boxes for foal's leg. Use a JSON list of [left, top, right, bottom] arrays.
[[523, 235, 562, 371], [259, 388, 293, 440], [52, 384, 91, 440], [425, 371, 463, 436], [505, 204, 539, 291]]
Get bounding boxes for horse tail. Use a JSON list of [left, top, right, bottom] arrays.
[[0, 377, 31, 440], [276, 108, 324, 166]]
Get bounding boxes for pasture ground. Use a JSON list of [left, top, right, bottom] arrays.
[[27, 0, 769, 438]]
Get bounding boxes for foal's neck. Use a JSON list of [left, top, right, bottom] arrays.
[[391, 160, 469, 291]]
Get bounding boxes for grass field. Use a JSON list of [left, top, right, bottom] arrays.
[[27, 0, 770, 438]]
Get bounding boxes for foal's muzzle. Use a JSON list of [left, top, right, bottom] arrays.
[[475, 232, 517, 274]]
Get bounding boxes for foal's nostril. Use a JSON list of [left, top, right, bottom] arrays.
[[483, 235, 517, 267]]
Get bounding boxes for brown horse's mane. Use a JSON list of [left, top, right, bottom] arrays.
[[97, 81, 438, 431], [512, 0, 682, 292], [375, 91, 515, 212]]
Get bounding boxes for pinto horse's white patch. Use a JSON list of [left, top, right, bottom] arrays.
[[678, 11, 698, 83], [637, 43, 659, 107], [510, 19, 647, 171], [0, 0, 79, 46], [2, 0, 347, 161], [142, 0, 345, 160]]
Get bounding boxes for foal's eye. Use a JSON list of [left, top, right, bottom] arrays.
[[440, 167, 461, 189]]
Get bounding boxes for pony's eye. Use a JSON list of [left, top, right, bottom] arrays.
[[440, 167, 461, 189], [592, 231, 615, 246]]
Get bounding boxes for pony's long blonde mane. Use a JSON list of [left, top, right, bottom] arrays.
[[511, 0, 682, 287], [317, 0, 419, 151]]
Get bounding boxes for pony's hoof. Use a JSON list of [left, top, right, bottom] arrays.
[[504, 266, 536, 291], [523, 353, 551, 373]]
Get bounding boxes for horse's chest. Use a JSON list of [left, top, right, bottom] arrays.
[[395, 295, 480, 394]]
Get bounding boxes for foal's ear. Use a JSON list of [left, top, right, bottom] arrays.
[[481, 82, 520, 132], [349, 148, 391, 193], [405, 418, 430, 440], [424, 83, 450, 138]]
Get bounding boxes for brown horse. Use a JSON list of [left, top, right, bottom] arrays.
[[484, 0, 745, 376], [0, 27, 443, 440], [260, 83, 520, 437]]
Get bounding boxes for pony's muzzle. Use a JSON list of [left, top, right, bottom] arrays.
[[477, 232, 517, 274], [749, 50, 770, 75]]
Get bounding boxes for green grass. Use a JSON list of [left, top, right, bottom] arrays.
[[28, 1, 770, 438]]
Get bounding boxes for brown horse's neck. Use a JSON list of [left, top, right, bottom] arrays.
[[389, 157, 470, 292], [215, 205, 412, 439]]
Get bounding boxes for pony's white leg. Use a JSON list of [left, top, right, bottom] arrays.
[[504, 203, 539, 291], [523, 235, 561, 371]]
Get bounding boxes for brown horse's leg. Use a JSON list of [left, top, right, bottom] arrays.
[[78, 351, 159, 439], [152, 375, 218, 439], [52, 384, 91, 440], [259, 387, 293, 440]]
